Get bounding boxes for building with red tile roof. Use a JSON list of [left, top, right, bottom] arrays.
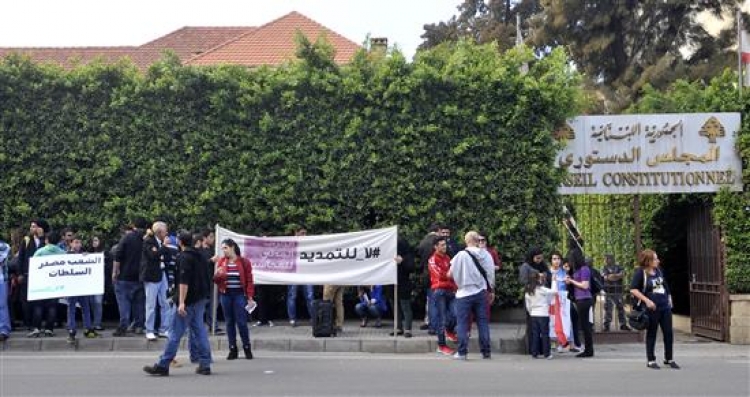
[[0, 12, 361, 71]]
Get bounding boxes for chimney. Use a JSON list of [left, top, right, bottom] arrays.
[[369, 37, 388, 53]]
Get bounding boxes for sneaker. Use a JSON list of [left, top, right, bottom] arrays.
[[482, 353, 491, 360], [437, 345, 454, 356], [0, 334, 8, 342], [252, 321, 264, 327], [419, 324, 430, 331], [545, 355, 553, 360], [158, 331, 169, 338], [663, 360, 680, 369], [112, 327, 129, 337], [404, 331, 413, 338], [290, 320, 297, 327], [557, 344, 569, 353], [195, 366, 211, 375], [602, 325, 610, 332], [27, 328, 41, 338], [84, 329, 99, 338], [67, 332, 76, 344], [620, 325, 631, 331], [576, 351, 594, 358], [93, 325, 105, 331], [569, 345, 583, 353], [243, 345, 253, 360], [388, 329, 404, 336], [143, 364, 169, 376], [145, 332, 157, 341], [43, 329, 54, 337], [646, 361, 660, 370], [267, 321, 274, 327], [452, 352, 467, 361], [133, 327, 145, 335], [445, 331, 458, 343]]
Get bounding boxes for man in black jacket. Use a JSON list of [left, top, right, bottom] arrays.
[[144, 231, 212, 376], [113, 218, 148, 336], [142, 221, 172, 340]]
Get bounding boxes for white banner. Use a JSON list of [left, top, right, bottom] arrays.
[[556, 113, 743, 194], [215, 225, 398, 285], [28, 253, 104, 301]]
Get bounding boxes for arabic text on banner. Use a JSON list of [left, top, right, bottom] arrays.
[[215, 226, 398, 286], [28, 253, 105, 301]]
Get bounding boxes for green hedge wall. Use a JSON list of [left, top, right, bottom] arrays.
[[0, 39, 583, 305]]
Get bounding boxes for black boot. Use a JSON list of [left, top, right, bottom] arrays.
[[227, 346, 238, 360], [243, 345, 253, 360]]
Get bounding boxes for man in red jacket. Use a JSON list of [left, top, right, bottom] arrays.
[[429, 237, 458, 356]]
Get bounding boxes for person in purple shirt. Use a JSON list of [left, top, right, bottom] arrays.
[[564, 248, 594, 358]]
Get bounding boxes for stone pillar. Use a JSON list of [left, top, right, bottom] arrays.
[[729, 294, 750, 344]]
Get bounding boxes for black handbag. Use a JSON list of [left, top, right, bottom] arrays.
[[628, 270, 649, 331]]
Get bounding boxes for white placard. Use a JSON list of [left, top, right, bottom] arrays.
[[556, 113, 743, 194], [28, 253, 104, 301], [216, 225, 397, 285]]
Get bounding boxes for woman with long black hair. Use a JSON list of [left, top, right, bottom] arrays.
[[213, 239, 255, 360], [565, 247, 594, 357]]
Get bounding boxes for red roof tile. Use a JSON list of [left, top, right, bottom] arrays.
[[140, 26, 256, 60], [187, 11, 361, 67], [0, 11, 361, 71]]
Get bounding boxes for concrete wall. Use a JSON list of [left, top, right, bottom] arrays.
[[730, 294, 750, 345]]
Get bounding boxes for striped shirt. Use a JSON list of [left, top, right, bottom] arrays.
[[225, 260, 243, 292]]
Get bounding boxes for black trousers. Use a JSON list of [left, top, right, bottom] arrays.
[[575, 298, 594, 354], [646, 307, 674, 362]]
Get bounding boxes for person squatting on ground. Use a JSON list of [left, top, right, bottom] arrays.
[[213, 238, 255, 360], [429, 236, 458, 356], [448, 231, 494, 360], [355, 285, 387, 328], [143, 232, 212, 376], [525, 271, 557, 359], [630, 249, 680, 370]]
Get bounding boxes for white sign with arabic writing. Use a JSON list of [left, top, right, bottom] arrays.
[[28, 253, 104, 301], [556, 113, 742, 194], [215, 225, 397, 285]]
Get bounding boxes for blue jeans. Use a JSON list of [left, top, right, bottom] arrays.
[[144, 274, 170, 333], [433, 289, 456, 346], [455, 290, 491, 357], [157, 298, 211, 369], [220, 292, 250, 348], [66, 296, 92, 332], [287, 285, 314, 321], [0, 281, 11, 335], [426, 287, 438, 332], [114, 280, 145, 329], [88, 295, 103, 328], [355, 303, 383, 319], [530, 316, 550, 357]]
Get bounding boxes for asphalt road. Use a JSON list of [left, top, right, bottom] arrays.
[[0, 345, 748, 396]]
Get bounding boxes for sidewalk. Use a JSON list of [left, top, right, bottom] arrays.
[[0, 320, 737, 355], [1, 320, 526, 354]]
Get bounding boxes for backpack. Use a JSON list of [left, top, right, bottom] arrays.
[[589, 267, 604, 295]]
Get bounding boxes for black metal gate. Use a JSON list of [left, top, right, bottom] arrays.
[[687, 204, 728, 341]]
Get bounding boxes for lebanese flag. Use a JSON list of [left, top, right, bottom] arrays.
[[742, 29, 750, 64]]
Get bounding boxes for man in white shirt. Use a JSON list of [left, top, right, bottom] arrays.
[[448, 231, 495, 360]]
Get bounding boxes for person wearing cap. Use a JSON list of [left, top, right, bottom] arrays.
[[16, 219, 48, 330], [0, 238, 11, 341]]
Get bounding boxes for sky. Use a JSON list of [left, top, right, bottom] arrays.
[[0, 0, 463, 60]]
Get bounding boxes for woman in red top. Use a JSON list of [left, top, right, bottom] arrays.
[[213, 239, 255, 360]]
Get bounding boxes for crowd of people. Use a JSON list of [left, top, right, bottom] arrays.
[[0, 218, 679, 375]]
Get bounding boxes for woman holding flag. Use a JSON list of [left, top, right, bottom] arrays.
[[548, 251, 572, 352]]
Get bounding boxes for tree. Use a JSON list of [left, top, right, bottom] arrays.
[[420, 0, 542, 52], [529, 0, 741, 111]]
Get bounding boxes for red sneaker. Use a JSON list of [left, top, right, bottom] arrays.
[[437, 345, 455, 356], [445, 331, 458, 343]]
